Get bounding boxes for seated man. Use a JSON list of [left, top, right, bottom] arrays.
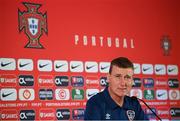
[[84, 57, 149, 120]]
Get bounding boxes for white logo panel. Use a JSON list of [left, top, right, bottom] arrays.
[[99, 62, 110, 73], [133, 63, 141, 74], [130, 89, 142, 99], [55, 89, 70, 100], [169, 90, 180, 100], [154, 64, 166, 75], [18, 59, 33, 71], [1, 88, 17, 101], [70, 61, 83, 72], [142, 64, 153, 75], [167, 65, 178, 75], [0, 58, 16, 70], [19, 88, 35, 101], [54, 60, 68, 72], [156, 89, 168, 100], [85, 61, 98, 73], [86, 89, 99, 100], [38, 59, 52, 72]]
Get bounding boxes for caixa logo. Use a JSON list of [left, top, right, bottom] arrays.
[[54, 76, 69, 86], [56, 109, 70, 120], [71, 76, 84, 87], [39, 89, 53, 100], [143, 78, 154, 88], [100, 77, 108, 87], [20, 110, 35, 120], [170, 108, 180, 117], [19, 75, 34, 86], [168, 79, 179, 88], [72, 109, 85, 120]]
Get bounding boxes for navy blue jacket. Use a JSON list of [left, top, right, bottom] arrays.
[[84, 87, 149, 120]]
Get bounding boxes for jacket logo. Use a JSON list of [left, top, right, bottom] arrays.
[[18, 2, 48, 49], [127, 110, 135, 121]]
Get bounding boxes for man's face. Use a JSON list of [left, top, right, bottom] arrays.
[[108, 65, 134, 97]]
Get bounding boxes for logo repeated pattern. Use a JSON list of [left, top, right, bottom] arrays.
[[0, 57, 179, 120]]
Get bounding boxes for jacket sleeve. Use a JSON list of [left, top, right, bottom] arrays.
[[84, 98, 102, 120]]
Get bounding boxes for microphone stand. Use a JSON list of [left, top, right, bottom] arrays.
[[133, 97, 162, 121]]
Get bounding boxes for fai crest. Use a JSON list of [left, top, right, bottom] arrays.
[[161, 35, 171, 56], [18, 2, 48, 49], [126, 110, 135, 121]]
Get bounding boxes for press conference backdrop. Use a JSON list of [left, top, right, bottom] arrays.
[[0, 0, 180, 120]]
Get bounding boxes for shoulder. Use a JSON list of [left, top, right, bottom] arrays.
[[87, 91, 105, 105]]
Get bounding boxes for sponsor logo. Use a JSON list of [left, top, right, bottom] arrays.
[[130, 89, 142, 99], [156, 89, 168, 100], [39, 89, 53, 100], [1, 110, 18, 120], [20, 110, 35, 120], [0, 74, 16, 87], [55, 89, 70, 100], [38, 60, 52, 72], [133, 63, 141, 74], [0, 58, 16, 70], [85, 61, 98, 73], [72, 109, 85, 120], [145, 108, 156, 119], [39, 109, 55, 120], [70, 61, 83, 72], [100, 77, 108, 86], [154, 64, 166, 75], [169, 90, 180, 100], [1, 88, 17, 101], [86, 89, 99, 100], [99, 62, 110, 73], [170, 108, 180, 117], [132, 78, 141, 87], [72, 89, 84, 100], [157, 108, 169, 117], [144, 90, 155, 100], [54, 60, 68, 72], [161, 35, 171, 56], [142, 64, 153, 75], [54, 76, 69, 86], [18, 59, 33, 71], [56, 109, 70, 120], [19, 88, 35, 101], [168, 79, 179, 88], [167, 65, 178, 75], [19, 75, 34, 86], [143, 78, 154, 88], [71, 76, 84, 87], [155, 78, 167, 87], [18, 2, 48, 49], [38, 75, 54, 87], [86, 76, 99, 87]]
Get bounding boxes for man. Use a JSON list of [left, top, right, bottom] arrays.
[[84, 57, 149, 120]]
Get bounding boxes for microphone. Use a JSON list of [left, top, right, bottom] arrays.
[[131, 96, 162, 121]]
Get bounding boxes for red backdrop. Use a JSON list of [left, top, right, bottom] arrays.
[[0, 0, 180, 120]]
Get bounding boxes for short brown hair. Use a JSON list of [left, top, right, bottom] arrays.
[[109, 57, 134, 74]]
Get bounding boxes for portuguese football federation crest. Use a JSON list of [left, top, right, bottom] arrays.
[[161, 35, 171, 56], [18, 2, 48, 49]]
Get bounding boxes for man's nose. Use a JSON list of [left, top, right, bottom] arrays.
[[120, 78, 126, 86]]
